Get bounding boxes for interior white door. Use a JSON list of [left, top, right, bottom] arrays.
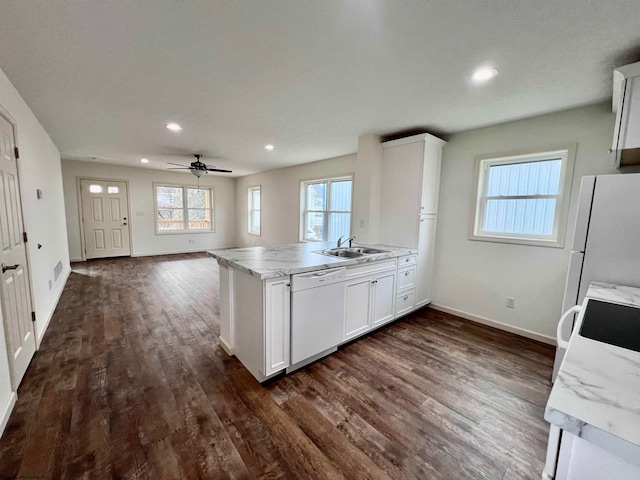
[[0, 112, 36, 389], [80, 179, 131, 259]]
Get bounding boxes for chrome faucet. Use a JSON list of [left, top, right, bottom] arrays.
[[337, 235, 356, 248]]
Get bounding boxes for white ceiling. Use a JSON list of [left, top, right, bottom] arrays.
[[0, 1, 639, 177]]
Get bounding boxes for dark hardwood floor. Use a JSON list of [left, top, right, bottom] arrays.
[[0, 253, 555, 479]]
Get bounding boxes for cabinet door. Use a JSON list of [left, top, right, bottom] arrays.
[[264, 276, 291, 376], [420, 142, 442, 215], [415, 215, 437, 308], [372, 271, 396, 327], [379, 142, 423, 248], [344, 276, 372, 340]]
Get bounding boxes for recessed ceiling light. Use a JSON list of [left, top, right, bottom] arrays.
[[471, 67, 498, 83], [265, 144, 274, 151], [140, 158, 149, 163], [166, 123, 182, 131]]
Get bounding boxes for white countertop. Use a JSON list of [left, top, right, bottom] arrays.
[[545, 282, 640, 466], [207, 241, 417, 279]]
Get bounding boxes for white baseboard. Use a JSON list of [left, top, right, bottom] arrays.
[[0, 391, 17, 438], [70, 257, 84, 262], [219, 337, 234, 356], [36, 267, 71, 349], [429, 303, 555, 345]]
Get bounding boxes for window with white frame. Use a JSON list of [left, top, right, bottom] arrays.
[[155, 184, 214, 233], [248, 186, 261, 235], [471, 147, 574, 247], [301, 176, 352, 242]]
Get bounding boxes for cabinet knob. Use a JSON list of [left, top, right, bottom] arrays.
[[285, 283, 291, 287], [405, 271, 409, 276], [403, 295, 408, 300]]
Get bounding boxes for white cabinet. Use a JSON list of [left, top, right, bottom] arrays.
[[343, 260, 397, 341], [397, 264, 416, 292], [264, 276, 291, 376], [612, 61, 640, 167], [371, 269, 396, 327], [396, 291, 415, 317], [396, 254, 417, 317], [380, 133, 446, 248], [233, 270, 290, 382], [380, 132, 445, 313], [344, 276, 372, 339], [555, 431, 640, 480], [415, 215, 437, 308]]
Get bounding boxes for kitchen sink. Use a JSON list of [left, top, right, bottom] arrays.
[[313, 247, 390, 258], [345, 247, 389, 254], [318, 250, 363, 258]]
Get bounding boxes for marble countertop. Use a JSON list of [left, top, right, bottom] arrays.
[[545, 282, 640, 466], [207, 241, 418, 279]]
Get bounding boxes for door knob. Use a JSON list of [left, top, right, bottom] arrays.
[[122, 222, 128, 226], [2, 263, 19, 273]]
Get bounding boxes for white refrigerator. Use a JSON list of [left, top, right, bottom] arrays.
[[544, 172, 640, 479], [553, 173, 640, 380]]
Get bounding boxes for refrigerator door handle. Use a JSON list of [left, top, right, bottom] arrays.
[[557, 305, 582, 350]]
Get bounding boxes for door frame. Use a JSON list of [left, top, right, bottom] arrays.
[[76, 177, 133, 261], [0, 102, 38, 388]]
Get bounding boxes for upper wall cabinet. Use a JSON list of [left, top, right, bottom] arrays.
[[379, 133, 446, 248], [612, 61, 640, 167]]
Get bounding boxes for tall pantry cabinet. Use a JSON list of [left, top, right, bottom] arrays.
[[379, 133, 446, 308]]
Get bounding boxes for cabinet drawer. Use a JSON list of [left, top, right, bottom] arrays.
[[346, 259, 397, 279], [397, 266, 416, 292], [396, 290, 415, 317], [398, 255, 417, 267]]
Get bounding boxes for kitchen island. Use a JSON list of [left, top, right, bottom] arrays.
[[208, 242, 421, 382]]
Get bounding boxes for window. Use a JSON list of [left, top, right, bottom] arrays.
[[301, 176, 352, 242], [154, 184, 214, 233], [107, 186, 119, 194], [248, 186, 261, 235], [471, 147, 575, 247], [89, 184, 102, 193]]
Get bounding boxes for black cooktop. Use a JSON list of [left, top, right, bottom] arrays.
[[580, 299, 640, 353]]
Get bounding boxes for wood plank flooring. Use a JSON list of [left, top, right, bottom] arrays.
[[0, 253, 555, 479]]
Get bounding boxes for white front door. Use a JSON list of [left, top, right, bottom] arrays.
[[0, 112, 36, 389], [80, 179, 131, 259]]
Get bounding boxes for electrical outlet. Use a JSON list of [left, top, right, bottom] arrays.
[[188, 239, 195, 244], [506, 297, 515, 308]]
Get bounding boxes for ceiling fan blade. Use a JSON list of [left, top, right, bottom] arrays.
[[167, 167, 192, 170], [167, 162, 189, 167], [206, 167, 233, 173]]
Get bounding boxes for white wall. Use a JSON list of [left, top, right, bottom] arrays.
[[0, 67, 70, 430], [235, 153, 356, 247], [432, 103, 620, 341], [62, 160, 237, 260], [352, 135, 382, 244]]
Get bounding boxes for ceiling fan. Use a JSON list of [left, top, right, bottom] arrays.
[[167, 154, 232, 177]]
